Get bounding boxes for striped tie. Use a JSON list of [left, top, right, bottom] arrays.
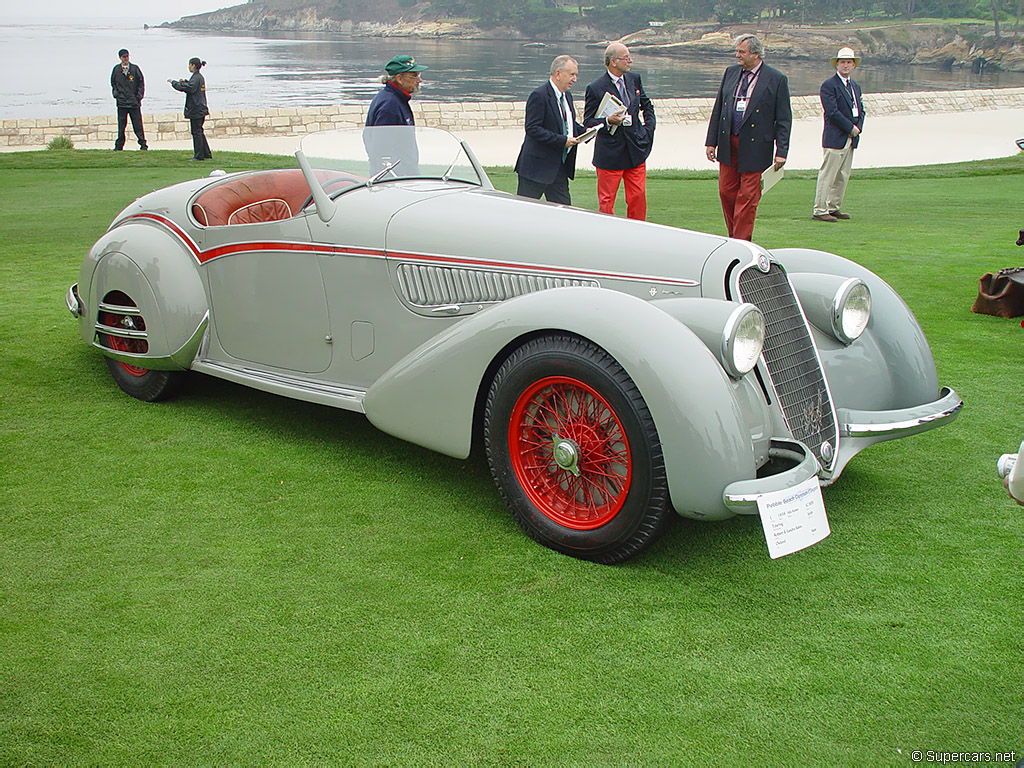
[[559, 95, 568, 161]]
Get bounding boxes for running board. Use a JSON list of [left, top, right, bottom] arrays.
[[193, 360, 367, 413]]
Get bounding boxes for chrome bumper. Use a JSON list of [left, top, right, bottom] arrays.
[[66, 283, 82, 318], [723, 439, 821, 515], [838, 386, 962, 440]]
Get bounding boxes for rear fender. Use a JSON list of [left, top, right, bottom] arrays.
[[81, 223, 208, 369], [363, 287, 765, 519]]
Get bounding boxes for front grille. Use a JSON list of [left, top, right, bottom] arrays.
[[397, 263, 598, 308], [738, 263, 837, 470]]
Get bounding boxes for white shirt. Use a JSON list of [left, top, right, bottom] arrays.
[[604, 70, 633, 128], [548, 79, 574, 139], [839, 74, 859, 117]]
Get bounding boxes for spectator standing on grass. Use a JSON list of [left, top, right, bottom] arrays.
[[169, 58, 212, 162], [515, 55, 585, 205], [705, 34, 791, 241], [583, 42, 656, 220], [812, 47, 866, 222], [111, 48, 148, 151]]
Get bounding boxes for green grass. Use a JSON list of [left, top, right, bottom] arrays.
[[2, 149, 1023, 764]]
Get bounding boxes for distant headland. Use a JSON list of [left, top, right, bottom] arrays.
[[161, 1, 1024, 72]]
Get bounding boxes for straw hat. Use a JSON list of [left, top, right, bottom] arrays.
[[831, 47, 861, 67]]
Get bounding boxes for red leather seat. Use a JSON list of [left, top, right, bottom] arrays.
[[191, 169, 317, 227]]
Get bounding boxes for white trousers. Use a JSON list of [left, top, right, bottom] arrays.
[[813, 137, 854, 216]]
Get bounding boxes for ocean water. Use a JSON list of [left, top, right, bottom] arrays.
[[3, 17, 1024, 120]]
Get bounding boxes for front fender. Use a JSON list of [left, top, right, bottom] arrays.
[[80, 222, 208, 369], [364, 287, 768, 520], [771, 247, 940, 411]]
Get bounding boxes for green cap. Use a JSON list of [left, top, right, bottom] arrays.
[[385, 55, 427, 76]]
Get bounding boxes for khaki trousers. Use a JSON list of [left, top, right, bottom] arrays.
[[813, 137, 854, 216]]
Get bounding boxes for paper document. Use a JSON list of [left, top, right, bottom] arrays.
[[596, 92, 626, 135], [577, 126, 599, 144], [761, 164, 784, 192], [756, 476, 830, 559]]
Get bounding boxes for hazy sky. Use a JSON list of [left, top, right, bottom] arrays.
[[0, 0, 230, 19]]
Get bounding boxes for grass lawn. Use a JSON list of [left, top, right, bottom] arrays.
[[1, 148, 1022, 764]]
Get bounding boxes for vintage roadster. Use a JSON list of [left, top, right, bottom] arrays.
[[67, 127, 961, 562]]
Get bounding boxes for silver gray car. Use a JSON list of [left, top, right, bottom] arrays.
[[67, 127, 962, 563]]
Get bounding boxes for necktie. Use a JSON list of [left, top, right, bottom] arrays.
[[559, 94, 569, 162], [845, 78, 853, 98], [732, 71, 752, 134], [617, 78, 629, 108]]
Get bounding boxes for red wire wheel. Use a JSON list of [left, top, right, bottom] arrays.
[[484, 335, 671, 564], [508, 375, 632, 530], [96, 292, 184, 402], [99, 309, 149, 377]]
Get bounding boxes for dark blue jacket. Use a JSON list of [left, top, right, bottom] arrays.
[[820, 73, 865, 149], [583, 71, 655, 171], [514, 81, 585, 185], [366, 82, 414, 127], [706, 63, 792, 174]]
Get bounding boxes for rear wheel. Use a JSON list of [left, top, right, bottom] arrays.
[[98, 294, 184, 402], [484, 335, 671, 563]]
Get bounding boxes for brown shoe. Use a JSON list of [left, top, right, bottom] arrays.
[[829, 210, 851, 219], [812, 213, 838, 222]]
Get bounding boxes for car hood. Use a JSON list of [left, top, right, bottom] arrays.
[[383, 187, 727, 290]]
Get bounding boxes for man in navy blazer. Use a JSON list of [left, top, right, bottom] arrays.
[[812, 48, 866, 222], [705, 35, 791, 241], [515, 55, 585, 205], [583, 43, 656, 220]]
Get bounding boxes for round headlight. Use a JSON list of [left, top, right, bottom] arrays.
[[832, 279, 871, 344], [722, 304, 765, 378]]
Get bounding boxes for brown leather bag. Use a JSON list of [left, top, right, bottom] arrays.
[[972, 268, 1024, 318]]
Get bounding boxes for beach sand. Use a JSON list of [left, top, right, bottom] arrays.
[[11, 108, 1023, 169]]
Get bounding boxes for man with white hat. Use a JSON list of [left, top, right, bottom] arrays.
[[812, 47, 865, 222]]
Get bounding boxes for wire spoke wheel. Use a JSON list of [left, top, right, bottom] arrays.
[[510, 376, 631, 530], [99, 308, 149, 377], [97, 292, 184, 402], [485, 335, 671, 564]]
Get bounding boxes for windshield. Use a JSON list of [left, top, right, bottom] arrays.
[[298, 127, 488, 197]]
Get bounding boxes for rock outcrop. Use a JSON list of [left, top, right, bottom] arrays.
[[164, 2, 1024, 72]]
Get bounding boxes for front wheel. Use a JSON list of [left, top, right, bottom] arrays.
[[484, 335, 671, 563]]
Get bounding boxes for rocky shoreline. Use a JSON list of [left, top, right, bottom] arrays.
[[164, 4, 1024, 72]]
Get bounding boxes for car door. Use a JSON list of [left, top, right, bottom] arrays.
[[203, 216, 333, 374]]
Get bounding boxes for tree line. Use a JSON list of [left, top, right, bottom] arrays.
[[395, 0, 1022, 38]]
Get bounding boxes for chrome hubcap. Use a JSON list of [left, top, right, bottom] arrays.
[[552, 437, 581, 478]]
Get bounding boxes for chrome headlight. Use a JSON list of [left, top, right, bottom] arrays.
[[833, 279, 871, 344], [722, 304, 765, 378]]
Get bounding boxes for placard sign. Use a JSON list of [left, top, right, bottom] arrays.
[[756, 477, 830, 559]]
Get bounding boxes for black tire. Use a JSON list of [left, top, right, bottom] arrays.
[[98, 295, 184, 402], [484, 334, 671, 564], [103, 356, 184, 402]]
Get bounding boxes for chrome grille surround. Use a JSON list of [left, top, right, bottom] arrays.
[[737, 262, 838, 473], [397, 263, 598, 308]]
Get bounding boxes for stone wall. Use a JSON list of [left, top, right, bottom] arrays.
[[3, 87, 1023, 148]]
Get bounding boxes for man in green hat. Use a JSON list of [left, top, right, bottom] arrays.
[[366, 55, 428, 127]]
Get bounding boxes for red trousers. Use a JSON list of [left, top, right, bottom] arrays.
[[596, 164, 647, 220], [718, 134, 762, 241]]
